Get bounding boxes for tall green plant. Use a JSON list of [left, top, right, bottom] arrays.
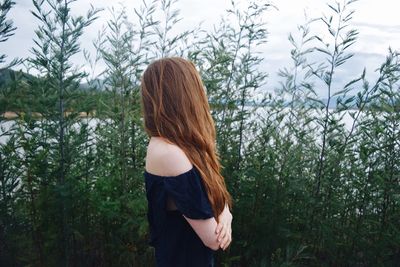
[[190, 0, 272, 265], [1, 0, 399, 266], [0, 0, 20, 68], [90, 5, 153, 265], [21, 0, 100, 265]]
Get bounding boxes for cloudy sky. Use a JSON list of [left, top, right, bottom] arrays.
[[4, 0, 400, 97]]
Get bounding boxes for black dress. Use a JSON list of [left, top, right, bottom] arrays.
[[144, 165, 216, 267]]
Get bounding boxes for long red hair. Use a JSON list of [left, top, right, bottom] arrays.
[[140, 56, 233, 219]]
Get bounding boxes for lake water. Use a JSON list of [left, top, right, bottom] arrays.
[[0, 107, 368, 145]]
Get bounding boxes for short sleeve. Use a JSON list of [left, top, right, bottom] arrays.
[[163, 167, 214, 219]]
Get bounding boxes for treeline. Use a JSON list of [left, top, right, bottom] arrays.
[[0, 0, 399, 266]]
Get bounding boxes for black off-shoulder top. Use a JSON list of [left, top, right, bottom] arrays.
[[144, 165, 216, 267]]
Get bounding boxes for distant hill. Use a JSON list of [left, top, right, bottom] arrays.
[[0, 68, 36, 87], [0, 68, 105, 91], [1, 68, 360, 109], [321, 95, 357, 109]]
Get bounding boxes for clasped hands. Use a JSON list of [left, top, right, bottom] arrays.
[[215, 203, 232, 250]]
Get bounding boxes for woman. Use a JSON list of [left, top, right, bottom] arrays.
[[140, 57, 233, 266]]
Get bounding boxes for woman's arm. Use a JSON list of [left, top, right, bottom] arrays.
[[183, 216, 220, 251], [146, 142, 222, 251], [147, 142, 233, 250], [184, 203, 232, 251]]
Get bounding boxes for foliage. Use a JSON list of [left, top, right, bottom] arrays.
[[1, 0, 399, 266]]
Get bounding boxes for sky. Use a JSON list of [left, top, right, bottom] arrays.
[[4, 0, 400, 97]]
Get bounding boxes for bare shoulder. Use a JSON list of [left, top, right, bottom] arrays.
[[145, 137, 193, 176]]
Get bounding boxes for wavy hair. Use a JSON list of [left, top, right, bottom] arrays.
[[140, 56, 233, 219]]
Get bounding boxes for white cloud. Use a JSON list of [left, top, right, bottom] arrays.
[[4, 0, 399, 96]]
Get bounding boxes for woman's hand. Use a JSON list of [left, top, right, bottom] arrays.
[[215, 203, 232, 250]]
